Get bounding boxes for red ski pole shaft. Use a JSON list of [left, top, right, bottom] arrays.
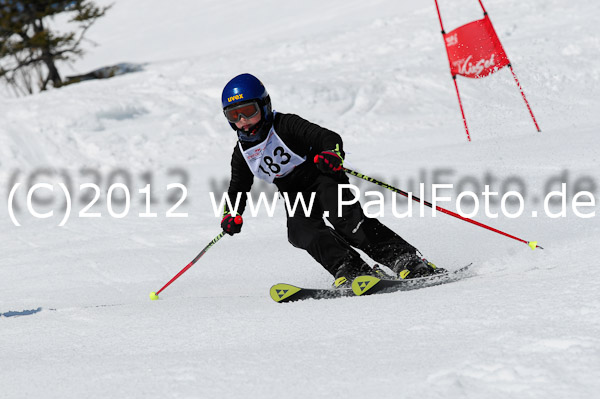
[[344, 168, 542, 250], [154, 231, 226, 297]]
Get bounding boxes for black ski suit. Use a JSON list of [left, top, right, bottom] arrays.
[[225, 112, 416, 277]]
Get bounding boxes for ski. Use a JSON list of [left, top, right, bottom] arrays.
[[270, 283, 353, 303], [270, 264, 474, 302], [352, 263, 474, 296]]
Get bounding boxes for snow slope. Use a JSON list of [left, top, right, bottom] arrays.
[[1, 0, 599, 398]]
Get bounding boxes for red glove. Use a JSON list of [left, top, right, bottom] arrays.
[[221, 214, 243, 235], [314, 145, 344, 174]]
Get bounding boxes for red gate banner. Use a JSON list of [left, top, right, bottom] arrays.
[[444, 15, 509, 78], [434, 0, 540, 140]]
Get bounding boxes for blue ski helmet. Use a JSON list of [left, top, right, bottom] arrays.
[[221, 73, 273, 142]]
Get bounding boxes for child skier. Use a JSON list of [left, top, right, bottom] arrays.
[[220, 73, 443, 287]]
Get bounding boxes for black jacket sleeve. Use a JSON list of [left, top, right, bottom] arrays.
[[224, 144, 253, 216]]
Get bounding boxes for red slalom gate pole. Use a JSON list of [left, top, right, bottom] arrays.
[[344, 168, 543, 250], [150, 231, 226, 300], [476, 0, 541, 132], [434, 0, 472, 141], [452, 77, 471, 141], [508, 65, 541, 132]]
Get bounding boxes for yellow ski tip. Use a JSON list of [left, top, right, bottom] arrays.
[[270, 284, 301, 303], [150, 292, 159, 300], [528, 241, 538, 250]]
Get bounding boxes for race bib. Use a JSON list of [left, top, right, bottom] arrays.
[[240, 125, 306, 183]]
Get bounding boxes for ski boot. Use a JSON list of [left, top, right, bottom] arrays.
[[372, 264, 394, 279], [333, 255, 376, 289], [391, 253, 446, 279]]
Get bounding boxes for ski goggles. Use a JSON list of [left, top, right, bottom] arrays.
[[224, 101, 260, 123]]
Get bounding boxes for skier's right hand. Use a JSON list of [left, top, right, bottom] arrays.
[[221, 213, 243, 236]]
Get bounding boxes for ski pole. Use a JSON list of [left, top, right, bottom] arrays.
[[344, 168, 543, 250], [150, 231, 226, 300]]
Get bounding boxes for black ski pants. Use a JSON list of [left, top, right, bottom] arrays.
[[285, 173, 416, 276]]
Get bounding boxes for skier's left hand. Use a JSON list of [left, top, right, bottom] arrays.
[[314, 148, 343, 174]]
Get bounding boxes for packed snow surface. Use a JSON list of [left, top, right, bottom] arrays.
[[1, 0, 599, 398]]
